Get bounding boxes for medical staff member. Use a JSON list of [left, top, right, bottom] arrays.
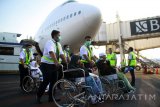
[[63, 44, 71, 63], [128, 47, 137, 86], [19, 44, 34, 88], [36, 30, 67, 103], [80, 36, 96, 69], [106, 48, 117, 67]]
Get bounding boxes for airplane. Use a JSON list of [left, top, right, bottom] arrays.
[[34, 0, 102, 53]]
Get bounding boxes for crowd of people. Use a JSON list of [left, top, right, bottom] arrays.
[[19, 30, 137, 104]]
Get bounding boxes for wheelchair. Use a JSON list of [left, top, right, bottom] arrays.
[[21, 66, 43, 93], [52, 68, 95, 107], [100, 74, 127, 95]]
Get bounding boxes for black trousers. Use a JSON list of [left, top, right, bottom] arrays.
[[19, 64, 29, 87], [129, 66, 135, 86], [37, 63, 62, 100]]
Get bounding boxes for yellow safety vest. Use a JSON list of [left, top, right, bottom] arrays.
[[42, 42, 61, 63], [19, 49, 31, 65], [129, 52, 137, 66], [64, 50, 70, 59], [121, 59, 126, 67], [80, 46, 92, 63], [107, 53, 116, 67]]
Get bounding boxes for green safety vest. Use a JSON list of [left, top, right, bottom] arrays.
[[107, 53, 116, 67], [129, 52, 137, 66], [42, 42, 61, 63], [19, 49, 31, 65], [64, 50, 70, 60], [121, 59, 126, 67], [80, 46, 92, 63]]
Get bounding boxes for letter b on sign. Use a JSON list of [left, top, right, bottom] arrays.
[[150, 19, 160, 31]]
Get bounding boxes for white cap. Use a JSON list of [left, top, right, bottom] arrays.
[[99, 52, 106, 57]]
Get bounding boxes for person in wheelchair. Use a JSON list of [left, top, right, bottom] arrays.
[[30, 61, 50, 92], [117, 67, 136, 93], [30, 61, 42, 79], [96, 53, 117, 79], [96, 53, 135, 93], [64, 55, 103, 103]]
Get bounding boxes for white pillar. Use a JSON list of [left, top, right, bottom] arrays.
[[116, 13, 125, 66]]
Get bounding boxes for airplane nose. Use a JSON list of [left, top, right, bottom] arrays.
[[83, 5, 102, 28]]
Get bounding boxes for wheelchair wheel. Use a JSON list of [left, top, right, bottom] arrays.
[[52, 79, 88, 107], [22, 76, 35, 93], [100, 77, 112, 94]]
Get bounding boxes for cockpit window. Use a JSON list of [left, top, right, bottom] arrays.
[[61, 0, 77, 6]]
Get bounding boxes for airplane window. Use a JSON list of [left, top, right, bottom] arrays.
[[58, 19, 60, 23], [0, 47, 14, 55], [66, 15, 69, 19], [78, 11, 81, 14], [70, 14, 72, 18], [63, 17, 65, 20], [74, 12, 76, 16], [61, 18, 63, 22]]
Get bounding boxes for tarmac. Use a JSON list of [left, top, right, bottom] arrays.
[[0, 72, 160, 107]]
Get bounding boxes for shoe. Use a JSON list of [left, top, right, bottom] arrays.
[[97, 94, 104, 103], [36, 95, 42, 104], [90, 96, 97, 105], [128, 90, 135, 93], [48, 98, 53, 102], [98, 97, 104, 103], [55, 98, 61, 101], [45, 89, 48, 93]]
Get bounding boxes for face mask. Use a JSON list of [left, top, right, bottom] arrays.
[[99, 58, 103, 60], [57, 36, 61, 42], [85, 41, 91, 46], [66, 47, 70, 51], [29, 48, 32, 52]]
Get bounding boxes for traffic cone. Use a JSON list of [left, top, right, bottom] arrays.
[[148, 68, 150, 74], [143, 66, 147, 74], [156, 68, 159, 74]]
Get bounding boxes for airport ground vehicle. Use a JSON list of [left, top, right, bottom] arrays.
[[21, 66, 43, 93]]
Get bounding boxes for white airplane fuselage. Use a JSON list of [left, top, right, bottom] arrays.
[[34, 1, 102, 53]]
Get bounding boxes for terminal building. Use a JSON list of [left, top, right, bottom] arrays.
[[0, 32, 22, 73]]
